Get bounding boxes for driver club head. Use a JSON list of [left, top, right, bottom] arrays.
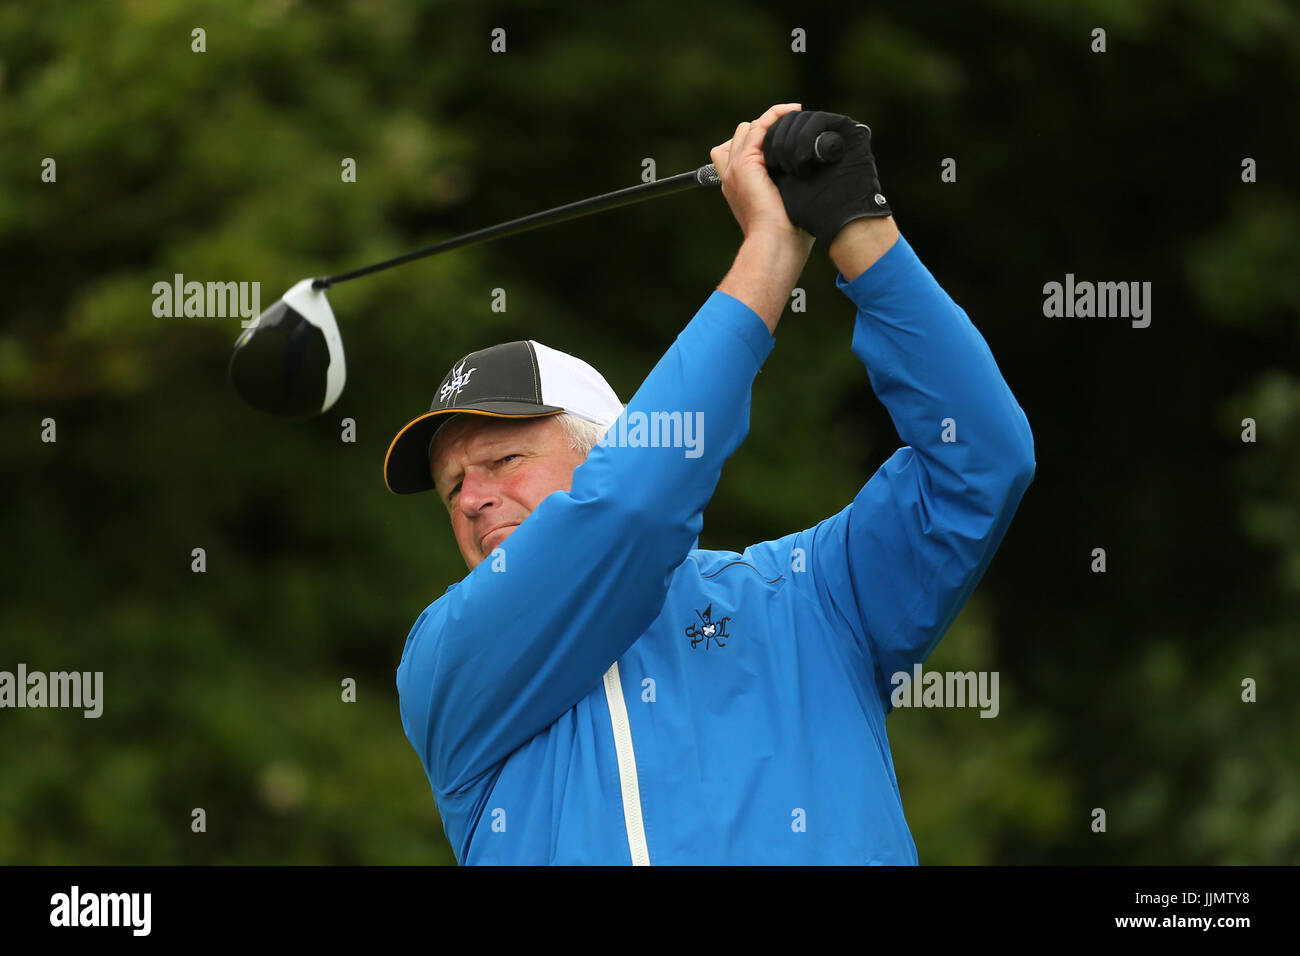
[[229, 278, 346, 418]]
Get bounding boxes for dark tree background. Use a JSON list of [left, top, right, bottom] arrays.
[[1, 0, 1296, 864]]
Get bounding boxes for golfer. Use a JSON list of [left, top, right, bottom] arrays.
[[386, 104, 1035, 864]]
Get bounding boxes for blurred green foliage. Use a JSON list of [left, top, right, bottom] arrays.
[[1, 0, 1297, 864]]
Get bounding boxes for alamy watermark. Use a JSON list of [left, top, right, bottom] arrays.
[[597, 410, 704, 458], [0, 664, 102, 718], [50, 886, 150, 936], [152, 273, 261, 325], [1042, 274, 1151, 328], [890, 664, 999, 718]]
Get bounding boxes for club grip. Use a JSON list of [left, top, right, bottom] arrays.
[[697, 130, 843, 187]]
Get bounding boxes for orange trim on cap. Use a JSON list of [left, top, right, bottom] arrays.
[[383, 407, 565, 494]]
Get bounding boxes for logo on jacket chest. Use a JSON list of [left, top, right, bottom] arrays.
[[685, 603, 733, 650]]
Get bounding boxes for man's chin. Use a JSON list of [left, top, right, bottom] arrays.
[[479, 524, 519, 557]]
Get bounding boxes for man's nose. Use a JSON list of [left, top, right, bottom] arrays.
[[457, 469, 501, 515]]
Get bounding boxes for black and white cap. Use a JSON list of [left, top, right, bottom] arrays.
[[384, 340, 623, 495]]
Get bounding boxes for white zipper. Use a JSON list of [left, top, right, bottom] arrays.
[[601, 660, 650, 865]]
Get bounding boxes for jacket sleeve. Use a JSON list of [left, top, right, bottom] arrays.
[[785, 233, 1035, 712], [397, 290, 776, 795]]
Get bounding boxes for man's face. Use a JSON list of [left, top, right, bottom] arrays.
[[430, 414, 588, 570]]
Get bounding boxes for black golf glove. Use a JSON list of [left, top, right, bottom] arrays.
[[763, 110, 892, 247]]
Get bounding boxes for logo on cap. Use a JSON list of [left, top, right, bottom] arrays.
[[439, 359, 477, 405]]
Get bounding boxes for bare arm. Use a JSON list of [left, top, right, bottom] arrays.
[[717, 232, 813, 335]]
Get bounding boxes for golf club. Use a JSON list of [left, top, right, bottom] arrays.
[[229, 130, 845, 419]]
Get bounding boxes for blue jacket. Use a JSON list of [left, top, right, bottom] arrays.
[[397, 233, 1035, 864]]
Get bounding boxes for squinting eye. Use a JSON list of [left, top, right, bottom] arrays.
[[444, 455, 516, 503]]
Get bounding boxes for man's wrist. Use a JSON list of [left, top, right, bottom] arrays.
[[717, 229, 813, 336], [829, 216, 900, 282]]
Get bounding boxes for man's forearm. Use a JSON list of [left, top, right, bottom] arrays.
[[716, 230, 813, 335], [829, 216, 900, 282], [715, 218, 899, 334]]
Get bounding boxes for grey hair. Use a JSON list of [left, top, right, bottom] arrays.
[[556, 411, 616, 456]]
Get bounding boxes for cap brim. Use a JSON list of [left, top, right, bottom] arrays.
[[384, 403, 565, 495]]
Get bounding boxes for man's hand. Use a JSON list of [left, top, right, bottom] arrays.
[[763, 110, 892, 249], [710, 103, 814, 250], [712, 104, 816, 335]]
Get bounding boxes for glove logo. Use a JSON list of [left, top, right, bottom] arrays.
[[685, 604, 732, 650]]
